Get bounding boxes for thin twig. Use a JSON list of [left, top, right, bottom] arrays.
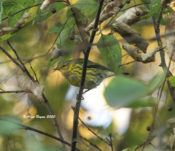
[[0, 46, 25, 72], [79, 118, 110, 145], [42, 93, 64, 141], [136, 6, 167, 151], [79, 135, 102, 151], [7, 41, 25, 69], [120, 61, 135, 66], [0, 118, 75, 149], [152, 11, 166, 69], [66, 0, 87, 45], [109, 133, 113, 151], [122, 2, 150, 12], [2, 3, 42, 21], [0, 90, 32, 94], [29, 63, 39, 83], [22, 124, 70, 146], [24, 53, 49, 63], [152, 8, 175, 104], [71, 0, 105, 150], [47, 16, 71, 54], [75, 139, 97, 151], [7, 40, 35, 82]]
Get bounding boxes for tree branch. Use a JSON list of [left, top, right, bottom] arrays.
[[41, 93, 64, 141], [79, 118, 110, 145], [2, 3, 41, 21], [7, 40, 35, 82], [22, 124, 70, 146], [0, 90, 32, 94], [71, 0, 105, 150]]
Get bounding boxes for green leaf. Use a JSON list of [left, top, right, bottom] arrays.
[[0, 115, 21, 135], [104, 72, 165, 108], [8, 12, 23, 26], [168, 76, 175, 87], [97, 34, 122, 73], [34, 2, 66, 23], [2, 0, 35, 26], [146, 72, 166, 94], [145, 0, 161, 19], [72, 0, 98, 18], [56, 17, 75, 50], [104, 76, 146, 108]]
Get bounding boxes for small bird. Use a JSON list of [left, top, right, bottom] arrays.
[[54, 59, 115, 90]]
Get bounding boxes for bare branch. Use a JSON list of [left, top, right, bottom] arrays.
[[122, 43, 159, 63], [0, 90, 32, 94], [71, 1, 105, 150], [79, 118, 110, 145], [85, 0, 122, 32], [2, 3, 41, 21], [7, 40, 35, 82], [0, 13, 31, 36], [109, 133, 113, 151], [42, 93, 64, 142], [79, 135, 102, 151], [112, 6, 149, 52]]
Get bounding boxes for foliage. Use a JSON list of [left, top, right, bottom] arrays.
[[0, 0, 175, 151], [97, 34, 122, 73]]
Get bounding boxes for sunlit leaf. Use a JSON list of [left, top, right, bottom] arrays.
[[0, 115, 21, 135], [97, 34, 122, 73]]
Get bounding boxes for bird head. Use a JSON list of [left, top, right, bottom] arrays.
[[54, 60, 70, 73]]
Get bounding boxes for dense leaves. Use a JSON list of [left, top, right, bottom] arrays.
[[0, 0, 175, 151]]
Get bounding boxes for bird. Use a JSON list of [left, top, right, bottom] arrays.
[[54, 58, 115, 90]]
